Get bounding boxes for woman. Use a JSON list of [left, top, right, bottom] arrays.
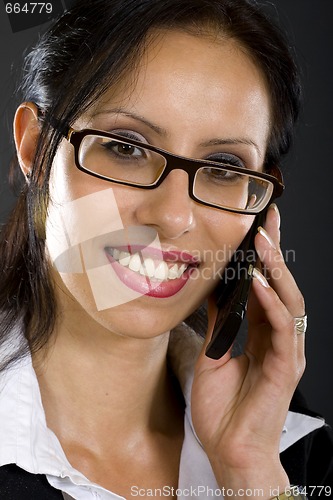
[[0, 0, 332, 498]]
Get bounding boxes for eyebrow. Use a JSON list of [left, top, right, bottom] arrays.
[[92, 108, 166, 135], [201, 138, 261, 157], [92, 108, 262, 157]]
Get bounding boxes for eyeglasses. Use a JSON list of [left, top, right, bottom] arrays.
[[63, 126, 284, 215]]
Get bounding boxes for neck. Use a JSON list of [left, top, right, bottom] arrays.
[[33, 306, 183, 454]]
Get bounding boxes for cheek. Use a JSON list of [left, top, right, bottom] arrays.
[[47, 143, 126, 265], [110, 185, 141, 223], [49, 142, 74, 204], [50, 140, 109, 204], [45, 176, 158, 318], [203, 211, 255, 267]]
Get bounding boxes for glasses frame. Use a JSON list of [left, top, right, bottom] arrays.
[[63, 126, 284, 215]]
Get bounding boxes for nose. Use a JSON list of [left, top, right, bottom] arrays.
[[134, 169, 196, 240]]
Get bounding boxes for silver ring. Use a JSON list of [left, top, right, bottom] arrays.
[[294, 314, 307, 335]]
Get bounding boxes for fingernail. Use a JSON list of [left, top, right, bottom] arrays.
[[269, 203, 281, 229], [252, 267, 270, 288], [258, 226, 277, 250]]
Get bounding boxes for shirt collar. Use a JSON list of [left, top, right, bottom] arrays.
[[0, 355, 124, 499]]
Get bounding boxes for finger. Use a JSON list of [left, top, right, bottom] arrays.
[[263, 203, 281, 249], [254, 229, 306, 361], [250, 267, 305, 371], [257, 207, 306, 358], [254, 228, 305, 319]]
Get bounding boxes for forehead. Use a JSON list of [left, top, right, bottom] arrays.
[[86, 30, 271, 154]]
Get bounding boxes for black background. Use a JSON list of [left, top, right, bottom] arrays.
[[0, 1, 332, 425]]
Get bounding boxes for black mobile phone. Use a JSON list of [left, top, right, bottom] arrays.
[[205, 210, 267, 360]]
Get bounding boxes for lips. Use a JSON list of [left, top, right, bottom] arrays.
[[104, 245, 199, 298]]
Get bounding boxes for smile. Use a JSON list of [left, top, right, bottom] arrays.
[[104, 246, 198, 298], [107, 248, 189, 280]]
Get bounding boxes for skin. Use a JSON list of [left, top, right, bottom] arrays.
[[14, 31, 305, 499]]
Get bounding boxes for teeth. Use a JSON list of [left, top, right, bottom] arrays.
[[154, 261, 169, 280], [142, 257, 155, 278], [139, 265, 146, 276], [113, 248, 121, 260], [110, 248, 190, 281], [118, 251, 131, 266], [178, 263, 187, 277], [128, 253, 141, 272], [168, 264, 180, 280]]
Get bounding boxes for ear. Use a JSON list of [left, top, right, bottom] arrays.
[[14, 102, 40, 181]]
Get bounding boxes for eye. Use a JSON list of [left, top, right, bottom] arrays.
[[101, 130, 149, 160], [201, 167, 243, 184], [101, 140, 147, 160]]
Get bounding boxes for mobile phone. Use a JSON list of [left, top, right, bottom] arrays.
[[205, 210, 267, 360]]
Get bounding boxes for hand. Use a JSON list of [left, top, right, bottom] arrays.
[[191, 204, 305, 497]]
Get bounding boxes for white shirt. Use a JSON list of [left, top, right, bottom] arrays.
[[0, 324, 325, 499]]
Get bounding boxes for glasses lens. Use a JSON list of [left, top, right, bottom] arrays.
[[194, 166, 273, 212], [78, 135, 166, 185]]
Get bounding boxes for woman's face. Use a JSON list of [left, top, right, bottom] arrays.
[[46, 30, 271, 339]]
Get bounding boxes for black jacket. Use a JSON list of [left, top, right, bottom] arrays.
[[280, 390, 333, 492]]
